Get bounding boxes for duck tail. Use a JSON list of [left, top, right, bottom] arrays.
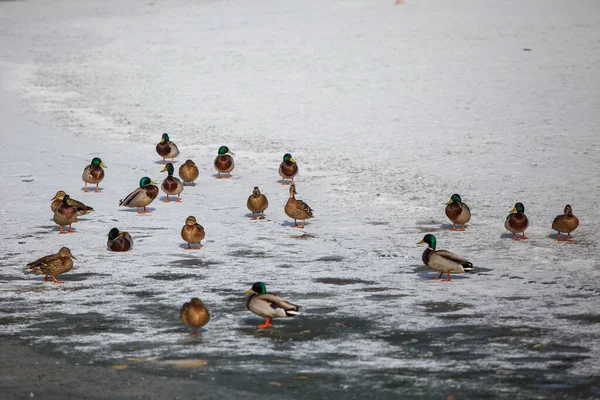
[[285, 310, 300, 317], [462, 262, 474, 272]]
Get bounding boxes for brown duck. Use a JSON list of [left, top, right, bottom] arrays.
[[156, 133, 180, 164], [552, 204, 579, 241], [53, 194, 78, 234], [214, 146, 235, 179], [82, 157, 106, 192], [51, 190, 94, 222], [284, 184, 313, 228], [107, 228, 133, 252], [180, 298, 210, 336], [279, 153, 298, 185], [247, 186, 269, 220], [26, 247, 76, 284], [445, 193, 471, 231], [179, 159, 199, 186], [181, 216, 205, 250], [505, 202, 529, 240]]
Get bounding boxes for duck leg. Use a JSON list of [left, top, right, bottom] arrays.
[[58, 225, 67, 234], [460, 225, 465, 231], [83, 182, 89, 192], [95, 183, 100, 192], [216, 172, 222, 179], [556, 232, 563, 241], [292, 219, 299, 228], [259, 212, 265, 220], [251, 213, 257, 220], [442, 273, 452, 282], [50, 275, 64, 284], [67, 224, 74, 233], [521, 233, 529, 240], [195, 243, 202, 250], [162, 157, 166, 164], [185, 243, 192, 250], [512, 233, 519, 241], [44, 276, 50, 282], [257, 317, 272, 329], [450, 224, 457, 231], [226, 172, 231, 179], [564, 233, 572, 242], [190, 330, 199, 337], [299, 220, 305, 228], [431, 273, 443, 280], [176, 194, 182, 203], [165, 195, 170, 203]]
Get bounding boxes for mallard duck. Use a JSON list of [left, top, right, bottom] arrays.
[[214, 145, 235, 179], [26, 247, 76, 284], [285, 184, 313, 228], [247, 186, 269, 220], [552, 204, 579, 241], [160, 162, 184, 202], [51, 191, 94, 222], [418, 234, 473, 281], [181, 216, 205, 250], [505, 202, 529, 240], [82, 157, 106, 193], [53, 194, 78, 234], [445, 193, 471, 231], [179, 159, 199, 186], [180, 298, 210, 336], [279, 153, 298, 185], [156, 133, 180, 164], [107, 228, 133, 252], [119, 177, 159, 214], [245, 282, 300, 329]]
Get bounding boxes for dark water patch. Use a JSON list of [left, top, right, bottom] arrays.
[[366, 221, 389, 226], [421, 302, 472, 313], [528, 342, 589, 353], [0, 275, 27, 282], [314, 277, 376, 285], [367, 294, 408, 301], [145, 272, 202, 281], [436, 313, 486, 320], [129, 302, 177, 321], [0, 315, 30, 326], [172, 258, 222, 267], [291, 233, 316, 240], [27, 312, 135, 335], [276, 263, 295, 268], [123, 290, 156, 299], [228, 249, 272, 258], [306, 306, 338, 315], [555, 314, 600, 324], [360, 287, 393, 292], [63, 272, 111, 282], [315, 255, 344, 262], [502, 296, 531, 301]]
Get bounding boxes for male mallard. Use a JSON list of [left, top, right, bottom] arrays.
[[53, 194, 78, 234], [180, 298, 210, 336], [156, 133, 180, 164], [505, 202, 529, 240], [181, 216, 205, 250], [107, 228, 133, 252], [418, 234, 474, 281], [51, 191, 94, 221], [179, 159, 199, 186], [552, 204, 579, 241], [82, 157, 106, 193], [119, 177, 159, 214], [445, 193, 471, 231], [160, 162, 184, 202], [285, 184, 313, 228], [26, 247, 76, 284], [279, 153, 298, 185], [245, 282, 300, 329], [247, 186, 268, 220], [214, 145, 235, 179]]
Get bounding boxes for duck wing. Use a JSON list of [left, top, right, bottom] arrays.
[[428, 250, 467, 273], [119, 187, 143, 207], [247, 293, 300, 318]]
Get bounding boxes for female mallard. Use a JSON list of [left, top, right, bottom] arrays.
[[180, 298, 210, 336], [119, 177, 159, 214], [156, 133, 180, 164], [107, 228, 133, 252], [552, 204, 579, 241], [247, 186, 268, 220], [418, 234, 474, 281], [51, 191, 94, 221], [82, 157, 106, 193], [26, 247, 76, 284], [214, 145, 235, 179], [160, 162, 184, 202], [285, 184, 313, 228], [53, 195, 78, 234], [179, 159, 199, 186], [279, 153, 298, 185], [245, 282, 300, 329], [505, 202, 529, 240], [181, 216, 205, 250], [445, 193, 471, 231]]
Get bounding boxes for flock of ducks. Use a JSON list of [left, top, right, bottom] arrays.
[[25, 134, 313, 332], [24, 134, 582, 332]]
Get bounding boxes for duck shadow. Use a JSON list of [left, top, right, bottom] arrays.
[[245, 212, 267, 219], [80, 187, 103, 192], [417, 272, 468, 280], [211, 173, 233, 179], [500, 232, 519, 239], [281, 220, 310, 228], [179, 243, 203, 250], [439, 223, 465, 230], [119, 207, 157, 213], [155, 160, 179, 165], [52, 227, 77, 233], [277, 179, 293, 185], [159, 196, 182, 203]]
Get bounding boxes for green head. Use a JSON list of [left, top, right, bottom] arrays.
[[108, 228, 120, 241], [161, 163, 174, 175], [62, 194, 71, 205], [139, 177, 156, 187], [218, 145, 233, 155], [448, 193, 462, 204], [418, 234, 436, 250], [91, 157, 106, 167], [246, 282, 267, 295], [160, 133, 170, 143], [283, 153, 295, 163], [511, 202, 525, 213]]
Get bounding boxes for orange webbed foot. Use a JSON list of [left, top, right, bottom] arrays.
[[450, 226, 457, 231], [257, 318, 272, 329], [190, 331, 199, 337], [521, 235, 529, 240], [51, 276, 64, 284]]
